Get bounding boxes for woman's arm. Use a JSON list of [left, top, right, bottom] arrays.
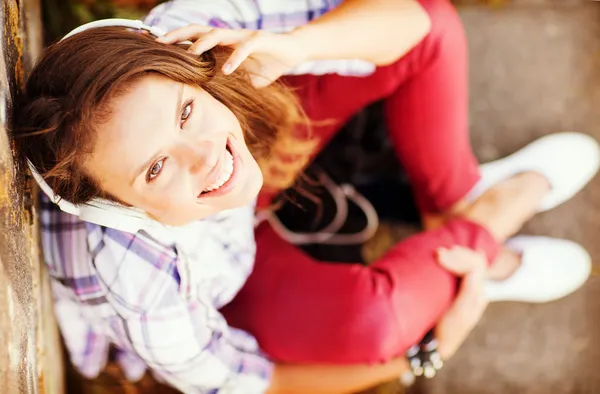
[[156, 0, 431, 86], [291, 0, 432, 66], [268, 359, 408, 394]]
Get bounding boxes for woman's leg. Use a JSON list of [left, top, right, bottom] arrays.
[[259, 0, 475, 214], [222, 219, 496, 365], [229, 0, 557, 363], [382, 0, 475, 213], [222, 172, 549, 364], [230, 0, 494, 363]]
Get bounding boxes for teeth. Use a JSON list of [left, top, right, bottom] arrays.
[[202, 150, 234, 193]]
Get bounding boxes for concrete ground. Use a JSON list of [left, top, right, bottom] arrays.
[[366, 1, 600, 393]]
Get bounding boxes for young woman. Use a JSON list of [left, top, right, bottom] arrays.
[[15, 0, 598, 393]]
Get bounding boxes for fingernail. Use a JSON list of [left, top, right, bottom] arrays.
[[223, 63, 232, 74]]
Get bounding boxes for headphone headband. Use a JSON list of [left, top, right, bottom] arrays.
[[27, 19, 174, 235], [61, 18, 168, 41]]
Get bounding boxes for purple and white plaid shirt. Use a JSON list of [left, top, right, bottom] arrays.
[[43, 195, 271, 394], [47, 1, 376, 393]]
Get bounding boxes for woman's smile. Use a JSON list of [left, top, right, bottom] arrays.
[[197, 139, 239, 198]]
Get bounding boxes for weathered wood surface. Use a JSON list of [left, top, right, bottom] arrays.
[[0, 1, 64, 393]]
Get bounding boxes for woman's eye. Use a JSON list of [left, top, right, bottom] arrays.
[[146, 158, 165, 182], [181, 102, 192, 125]]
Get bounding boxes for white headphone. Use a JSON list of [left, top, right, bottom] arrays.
[[27, 19, 181, 235]]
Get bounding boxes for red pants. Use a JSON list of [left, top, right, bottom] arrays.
[[221, 0, 501, 364]]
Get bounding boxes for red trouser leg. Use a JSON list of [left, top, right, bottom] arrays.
[[221, 219, 499, 363], [258, 0, 479, 213], [221, 0, 498, 363]]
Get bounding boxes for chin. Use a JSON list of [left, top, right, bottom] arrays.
[[167, 168, 263, 225], [226, 172, 263, 209], [244, 168, 264, 201]]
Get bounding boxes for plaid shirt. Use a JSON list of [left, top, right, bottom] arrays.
[[42, 195, 271, 394]]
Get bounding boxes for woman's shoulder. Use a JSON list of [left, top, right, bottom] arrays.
[[39, 195, 181, 314]]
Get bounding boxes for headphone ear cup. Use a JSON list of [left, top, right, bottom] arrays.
[[27, 160, 81, 216]]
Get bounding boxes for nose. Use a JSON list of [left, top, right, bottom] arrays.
[[186, 140, 218, 175]]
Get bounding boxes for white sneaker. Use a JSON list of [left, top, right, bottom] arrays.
[[484, 236, 592, 303], [469, 132, 600, 212]]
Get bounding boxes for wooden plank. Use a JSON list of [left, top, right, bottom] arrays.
[[0, 1, 64, 393]]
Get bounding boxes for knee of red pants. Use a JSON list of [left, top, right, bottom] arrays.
[[384, 0, 474, 214], [418, 0, 466, 43], [403, 0, 468, 75]]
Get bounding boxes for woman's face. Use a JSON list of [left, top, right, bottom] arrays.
[[84, 74, 263, 226]]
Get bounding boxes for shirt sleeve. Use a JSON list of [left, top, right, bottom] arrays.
[[121, 293, 274, 394], [51, 281, 111, 378], [144, 0, 242, 31], [94, 228, 274, 394]]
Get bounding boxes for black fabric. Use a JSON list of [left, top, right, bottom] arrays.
[[273, 102, 421, 264]]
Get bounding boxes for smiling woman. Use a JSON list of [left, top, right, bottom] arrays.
[[16, 27, 311, 225], [86, 74, 263, 225]]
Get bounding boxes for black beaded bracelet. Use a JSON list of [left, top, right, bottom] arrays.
[[404, 329, 444, 379]]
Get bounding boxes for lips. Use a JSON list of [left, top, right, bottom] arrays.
[[197, 141, 238, 198], [201, 147, 234, 193]]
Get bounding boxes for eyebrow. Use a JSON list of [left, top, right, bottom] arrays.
[[130, 84, 185, 185]]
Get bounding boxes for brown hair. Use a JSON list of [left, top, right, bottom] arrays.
[[14, 27, 315, 205]]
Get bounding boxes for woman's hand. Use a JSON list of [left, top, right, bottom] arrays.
[[399, 245, 487, 385], [434, 245, 488, 359], [157, 25, 309, 87]]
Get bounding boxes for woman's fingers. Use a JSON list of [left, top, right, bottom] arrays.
[[437, 246, 487, 276], [157, 25, 253, 55], [187, 30, 223, 55], [223, 34, 261, 74], [435, 261, 488, 359], [156, 24, 213, 44], [158, 26, 260, 75], [156, 25, 292, 86], [434, 245, 488, 359]]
